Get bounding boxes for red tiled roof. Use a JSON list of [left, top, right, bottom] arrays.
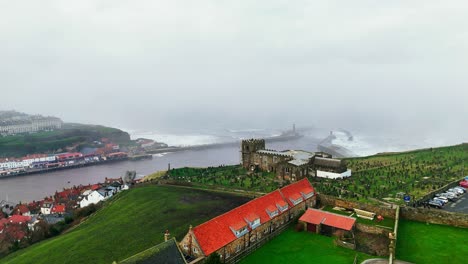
[[0, 219, 8, 231], [299, 208, 356, 231], [56, 152, 83, 159], [51, 204, 66, 213], [230, 221, 247, 230], [266, 205, 277, 213], [276, 200, 288, 207], [245, 213, 259, 222], [8, 215, 31, 224], [14, 204, 30, 215], [280, 178, 315, 206], [192, 190, 287, 256], [289, 193, 302, 201], [91, 184, 100, 190], [301, 187, 314, 195]]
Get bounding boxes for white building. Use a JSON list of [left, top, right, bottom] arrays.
[[40, 202, 54, 215], [79, 189, 108, 208], [316, 169, 352, 179]]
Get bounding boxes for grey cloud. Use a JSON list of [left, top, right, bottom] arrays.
[[0, 0, 467, 144]]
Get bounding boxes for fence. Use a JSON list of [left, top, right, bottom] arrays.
[[227, 223, 289, 264]]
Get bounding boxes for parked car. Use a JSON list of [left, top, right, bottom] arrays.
[[449, 188, 464, 195], [454, 186, 466, 193], [428, 199, 443, 208], [460, 181, 468, 188], [433, 197, 448, 204], [443, 192, 458, 200], [439, 193, 456, 202], [445, 190, 460, 198]]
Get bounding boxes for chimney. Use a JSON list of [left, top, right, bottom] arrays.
[[164, 230, 170, 242]]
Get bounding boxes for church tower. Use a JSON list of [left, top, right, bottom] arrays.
[[240, 139, 265, 169]]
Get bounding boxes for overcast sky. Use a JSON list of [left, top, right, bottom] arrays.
[[1, 1, 467, 142]]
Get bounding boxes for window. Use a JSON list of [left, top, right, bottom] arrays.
[[183, 244, 188, 250], [226, 252, 230, 259], [236, 244, 242, 252], [193, 248, 198, 253]]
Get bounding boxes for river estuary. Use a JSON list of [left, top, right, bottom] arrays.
[[0, 136, 321, 203]]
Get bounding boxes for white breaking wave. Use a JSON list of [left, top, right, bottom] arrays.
[[152, 153, 169, 157], [330, 130, 438, 157], [130, 131, 224, 147]]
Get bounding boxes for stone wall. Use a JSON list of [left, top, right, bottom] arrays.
[[317, 194, 396, 218], [355, 223, 389, 236], [400, 206, 468, 228]]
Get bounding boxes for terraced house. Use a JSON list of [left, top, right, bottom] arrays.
[[179, 179, 316, 262]]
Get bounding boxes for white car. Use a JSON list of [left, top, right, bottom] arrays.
[[449, 188, 464, 195], [453, 186, 466, 193], [433, 197, 448, 204]]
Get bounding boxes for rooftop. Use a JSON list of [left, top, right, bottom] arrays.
[[299, 208, 356, 231]]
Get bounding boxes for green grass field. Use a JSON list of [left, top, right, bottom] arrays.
[[313, 144, 467, 203], [241, 227, 374, 264], [0, 185, 250, 264], [397, 219, 468, 264]]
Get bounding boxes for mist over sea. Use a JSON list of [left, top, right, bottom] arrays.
[[1, 126, 464, 203]]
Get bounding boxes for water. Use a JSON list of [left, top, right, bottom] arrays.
[[0, 136, 320, 203]]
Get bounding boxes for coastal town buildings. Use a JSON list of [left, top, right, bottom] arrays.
[[0, 111, 62, 136], [179, 179, 316, 262], [241, 139, 351, 181]]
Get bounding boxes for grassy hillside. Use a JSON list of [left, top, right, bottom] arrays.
[[0, 185, 251, 264], [313, 144, 467, 203], [397, 219, 468, 263], [0, 123, 132, 157]]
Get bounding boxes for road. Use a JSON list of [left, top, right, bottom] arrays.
[[444, 192, 468, 213]]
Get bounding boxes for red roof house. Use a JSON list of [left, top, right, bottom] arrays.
[[51, 204, 66, 214], [8, 215, 32, 225], [299, 208, 356, 231], [280, 178, 315, 206], [191, 190, 288, 256], [13, 204, 30, 216], [181, 179, 317, 258]]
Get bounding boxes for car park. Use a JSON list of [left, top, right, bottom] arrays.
[[428, 199, 444, 209], [454, 186, 466, 192], [442, 192, 458, 202], [449, 188, 464, 195], [460, 181, 468, 188], [433, 197, 448, 204]]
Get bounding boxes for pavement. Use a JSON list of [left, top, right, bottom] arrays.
[[443, 192, 468, 213]]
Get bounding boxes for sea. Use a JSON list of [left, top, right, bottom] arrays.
[[0, 128, 461, 203]]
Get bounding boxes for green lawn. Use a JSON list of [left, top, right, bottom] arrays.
[[0, 185, 250, 264], [241, 228, 374, 264], [397, 220, 468, 263]]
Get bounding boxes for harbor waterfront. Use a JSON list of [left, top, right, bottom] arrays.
[[0, 136, 320, 203]]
